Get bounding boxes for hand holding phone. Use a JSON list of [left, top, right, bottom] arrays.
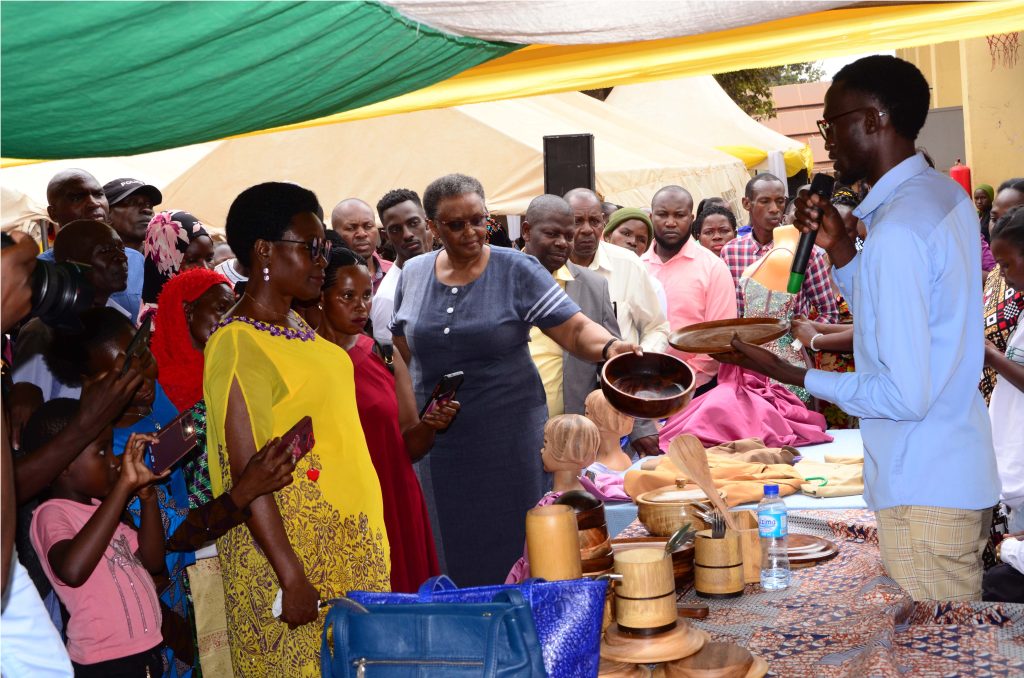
[[420, 371, 464, 418], [120, 315, 152, 377], [280, 416, 315, 462], [148, 409, 199, 473]]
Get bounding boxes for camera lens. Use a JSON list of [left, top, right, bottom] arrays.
[[31, 260, 95, 329]]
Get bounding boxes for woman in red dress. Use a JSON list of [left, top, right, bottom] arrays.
[[317, 247, 460, 592]]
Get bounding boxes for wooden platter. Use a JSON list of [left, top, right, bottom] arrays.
[[669, 318, 789, 355], [653, 642, 768, 678], [601, 623, 709, 664], [787, 534, 839, 569]]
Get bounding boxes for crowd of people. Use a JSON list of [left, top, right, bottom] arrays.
[[1, 54, 1022, 678]]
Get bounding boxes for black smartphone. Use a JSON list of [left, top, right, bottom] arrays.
[[120, 315, 152, 377], [419, 371, 464, 418]]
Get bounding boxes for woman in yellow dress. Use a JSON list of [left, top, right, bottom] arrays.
[[203, 182, 390, 676]]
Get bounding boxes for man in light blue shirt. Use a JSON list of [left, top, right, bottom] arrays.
[[722, 56, 998, 601]]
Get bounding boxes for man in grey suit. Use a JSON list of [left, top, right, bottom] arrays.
[[522, 194, 621, 415]]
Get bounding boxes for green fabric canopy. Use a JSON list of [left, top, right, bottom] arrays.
[[0, 1, 517, 159]]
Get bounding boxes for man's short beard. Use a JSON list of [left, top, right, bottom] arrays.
[[654, 231, 688, 252]]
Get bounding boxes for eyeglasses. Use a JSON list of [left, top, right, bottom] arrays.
[[434, 214, 488, 232], [273, 237, 332, 261], [816, 107, 885, 139]]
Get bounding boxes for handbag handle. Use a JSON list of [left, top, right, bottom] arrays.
[[416, 574, 459, 598]]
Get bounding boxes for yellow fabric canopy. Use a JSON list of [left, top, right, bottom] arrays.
[[238, 1, 1024, 140]]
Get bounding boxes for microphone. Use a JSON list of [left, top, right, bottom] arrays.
[[787, 173, 835, 294]]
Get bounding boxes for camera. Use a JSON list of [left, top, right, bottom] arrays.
[[1, 232, 95, 329]]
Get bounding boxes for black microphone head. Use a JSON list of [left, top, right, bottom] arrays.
[[810, 173, 835, 201]]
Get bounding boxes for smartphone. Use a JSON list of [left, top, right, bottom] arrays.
[[419, 371, 464, 418], [120, 315, 152, 377], [280, 416, 315, 463], [148, 409, 199, 473]]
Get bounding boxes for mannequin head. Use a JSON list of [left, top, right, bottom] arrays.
[[541, 414, 600, 473], [584, 390, 633, 437]]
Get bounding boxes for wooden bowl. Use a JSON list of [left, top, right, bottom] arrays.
[[655, 642, 763, 678], [582, 552, 615, 573], [556, 490, 610, 560], [601, 352, 696, 419], [635, 486, 721, 537], [610, 536, 695, 589]]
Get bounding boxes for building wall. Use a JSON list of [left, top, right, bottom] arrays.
[[899, 37, 1024, 188], [766, 82, 830, 174]]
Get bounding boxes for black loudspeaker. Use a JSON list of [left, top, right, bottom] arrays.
[[543, 134, 595, 196]]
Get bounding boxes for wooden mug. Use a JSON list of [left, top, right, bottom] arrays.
[[613, 547, 677, 635], [526, 505, 583, 581], [693, 530, 744, 598]]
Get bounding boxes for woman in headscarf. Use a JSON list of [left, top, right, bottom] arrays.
[[143, 210, 216, 304], [977, 183, 995, 243]]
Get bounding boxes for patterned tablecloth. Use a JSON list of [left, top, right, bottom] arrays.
[[618, 510, 1024, 677]]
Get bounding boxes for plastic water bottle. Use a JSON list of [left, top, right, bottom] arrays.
[[757, 484, 791, 590]]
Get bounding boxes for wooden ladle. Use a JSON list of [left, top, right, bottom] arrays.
[[667, 435, 739, 531]]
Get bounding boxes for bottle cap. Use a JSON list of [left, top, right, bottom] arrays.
[[764, 484, 779, 496]]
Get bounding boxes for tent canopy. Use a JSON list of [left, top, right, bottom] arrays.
[[3, 1, 1020, 163], [606, 76, 812, 177], [1, 91, 751, 231]]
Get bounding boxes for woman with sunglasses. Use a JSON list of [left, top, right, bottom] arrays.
[[390, 174, 639, 586], [204, 182, 390, 676]]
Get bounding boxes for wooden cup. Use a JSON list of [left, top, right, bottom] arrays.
[[735, 510, 762, 585], [526, 505, 583, 581], [693, 530, 744, 599], [613, 547, 677, 634]]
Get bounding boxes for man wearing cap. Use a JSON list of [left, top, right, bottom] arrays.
[[38, 170, 145, 323], [641, 186, 737, 395], [522, 194, 621, 416], [603, 208, 668, 318], [103, 177, 162, 252]]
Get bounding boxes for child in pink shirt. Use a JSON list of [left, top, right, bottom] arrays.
[[30, 399, 169, 677]]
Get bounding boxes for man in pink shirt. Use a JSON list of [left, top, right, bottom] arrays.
[[642, 185, 737, 394]]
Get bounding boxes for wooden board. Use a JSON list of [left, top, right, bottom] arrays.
[[787, 534, 839, 569], [669, 318, 789, 355]]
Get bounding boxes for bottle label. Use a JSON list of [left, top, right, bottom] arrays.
[[758, 512, 787, 538]]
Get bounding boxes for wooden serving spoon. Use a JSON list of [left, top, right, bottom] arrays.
[[667, 435, 740, 531]]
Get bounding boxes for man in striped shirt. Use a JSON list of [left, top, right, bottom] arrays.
[[721, 174, 840, 323]]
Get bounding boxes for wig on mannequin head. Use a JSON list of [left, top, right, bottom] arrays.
[[543, 414, 600, 469]]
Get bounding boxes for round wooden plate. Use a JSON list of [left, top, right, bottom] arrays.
[[651, 644, 769, 678], [669, 318, 789, 355], [787, 534, 839, 568], [601, 623, 709, 664]]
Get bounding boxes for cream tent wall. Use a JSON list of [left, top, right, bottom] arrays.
[[605, 75, 812, 176], [1, 90, 749, 233], [153, 91, 749, 225], [0, 142, 221, 232]]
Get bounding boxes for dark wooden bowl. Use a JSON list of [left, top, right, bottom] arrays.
[[601, 352, 696, 419]]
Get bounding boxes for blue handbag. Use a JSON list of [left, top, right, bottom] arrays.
[[321, 590, 546, 677], [348, 576, 607, 678]]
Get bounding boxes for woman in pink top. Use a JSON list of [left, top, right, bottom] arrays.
[[28, 399, 168, 677]]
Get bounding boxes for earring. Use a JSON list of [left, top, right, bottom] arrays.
[[263, 266, 270, 282]]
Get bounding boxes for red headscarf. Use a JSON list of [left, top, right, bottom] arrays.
[[152, 268, 232, 411]]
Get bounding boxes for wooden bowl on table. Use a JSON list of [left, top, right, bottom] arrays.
[[636, 486, 722, 537], [654, 642, 768, 678], [600, 352, 695, 419], [556, 490, 612, 562]]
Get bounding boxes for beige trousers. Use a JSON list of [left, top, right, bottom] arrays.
[[876, 505, 992, 601]]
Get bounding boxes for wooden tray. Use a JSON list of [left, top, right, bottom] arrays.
[[653, 642, 769, 678], [669, 318, 789, 355], [787, 534, 839, 569], [601, 623, 709, 664]]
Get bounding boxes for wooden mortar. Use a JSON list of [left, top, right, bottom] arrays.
[[526, 505, 582, 581], [613, 547, 677, 635]]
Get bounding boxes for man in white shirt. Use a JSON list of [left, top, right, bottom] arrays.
[[371, 189, 432, 348], [566, 188, 670, 457]]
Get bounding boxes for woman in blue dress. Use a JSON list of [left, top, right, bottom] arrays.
[[391, 181, 637, 585]]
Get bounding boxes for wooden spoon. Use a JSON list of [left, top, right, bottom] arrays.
[[667, 435, 739, 531]]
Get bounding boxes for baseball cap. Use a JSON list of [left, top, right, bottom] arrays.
[[103, 178, 163, 207]]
